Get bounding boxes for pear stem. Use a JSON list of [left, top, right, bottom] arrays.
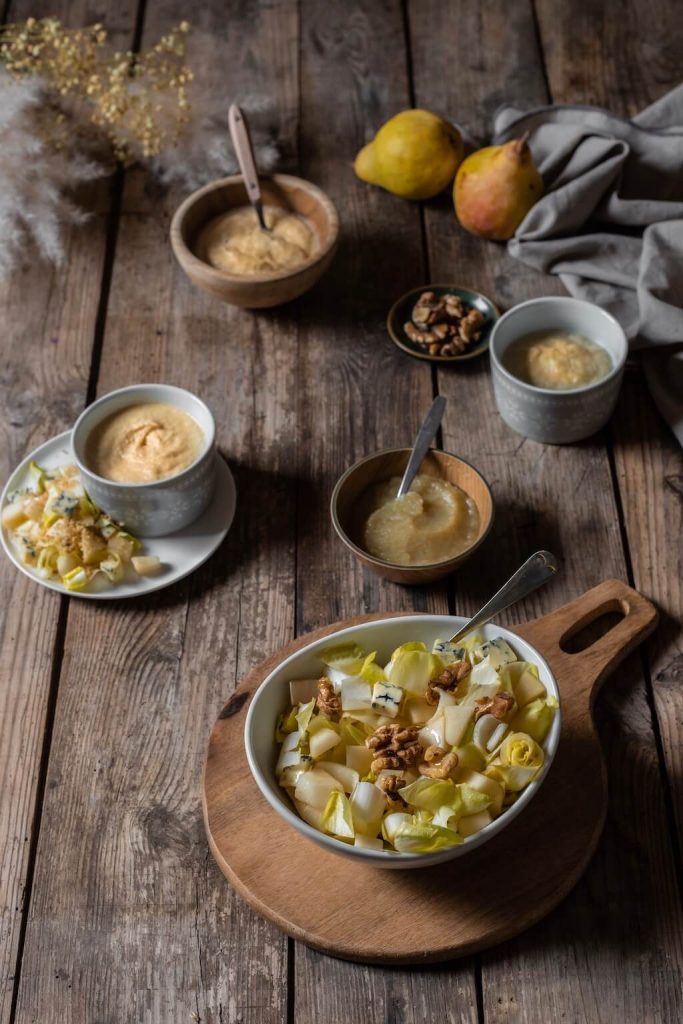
[[511, 131, 531, 159]]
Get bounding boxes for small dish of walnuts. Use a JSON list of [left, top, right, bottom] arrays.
[[387, 284, 499, 364]]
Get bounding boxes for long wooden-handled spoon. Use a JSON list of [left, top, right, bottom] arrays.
[[228, 102, 269, 232]]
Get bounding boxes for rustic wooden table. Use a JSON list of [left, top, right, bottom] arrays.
[[2, 1, 682, 1021]]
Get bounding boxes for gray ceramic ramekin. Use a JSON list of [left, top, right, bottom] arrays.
[[72, 384, 216, 537], [490, 297, 628, 444]]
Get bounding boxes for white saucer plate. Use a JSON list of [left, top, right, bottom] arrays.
[[0, 431, 237, 599]]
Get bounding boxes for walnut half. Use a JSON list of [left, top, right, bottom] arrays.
[[473, 690, 514, 722], [418, 751, 459, 780], [425, 661, 471, 705], [366, 724, 422, 773], [378, 773, 407, 811], [316, 677, 341, 721]]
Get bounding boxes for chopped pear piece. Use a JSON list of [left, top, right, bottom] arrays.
[[458, 809, 493, 837], [309, 727, 341, 759], [350, 781, 386, 835], [294, 800, 325, 831], [354, 834, 383, 851], [2, 503, 28, 530], [444, 704, 474, 746], [345, 745, 374, 776], [316, 761, 359, 793], [340, 677, 373, 712], [131, 555, 161, 576], [512, 668, 547, 706]]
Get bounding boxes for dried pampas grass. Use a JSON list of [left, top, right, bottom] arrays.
[[0, 23, 282, 275], [0, 73, 104, 276]]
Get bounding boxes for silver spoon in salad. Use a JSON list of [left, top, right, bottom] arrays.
[[228, 102, 270, 232], [448, 550, 558, 646], [396, 395, 447, 498]]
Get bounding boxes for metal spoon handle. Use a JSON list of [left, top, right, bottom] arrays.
[[396, 396, 447, 498], [448, 550, 558, 646], [228, 103, 268, 231]]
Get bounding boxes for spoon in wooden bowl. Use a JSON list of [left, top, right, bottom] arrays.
[[228, 102, 270, 232], [448, 550, 558, 645], [396, 395, 447, 498]]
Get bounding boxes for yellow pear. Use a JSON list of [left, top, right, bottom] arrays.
[[354, 109, 464, 201], [454, 136, 543, 240]]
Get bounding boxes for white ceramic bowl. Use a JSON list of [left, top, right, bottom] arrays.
[[244, 615, 561, 870], [490, 297, 628, 444], [72, 384, 217, 537]]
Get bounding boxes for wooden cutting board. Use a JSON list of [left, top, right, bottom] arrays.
[[202, 579, 657, 965]]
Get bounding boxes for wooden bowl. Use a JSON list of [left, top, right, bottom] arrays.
[[330, 448, 494, 585], [170, 173, 339, 309]]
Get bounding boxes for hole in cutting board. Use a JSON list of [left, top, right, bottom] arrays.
[[560, 605, 625, 654]]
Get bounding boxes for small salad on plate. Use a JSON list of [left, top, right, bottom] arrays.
[[2, 460, 160, 592], [275, 634, 557, 854]]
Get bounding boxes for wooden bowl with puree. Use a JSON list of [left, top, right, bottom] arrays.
[[170, 173, 339, 309], [330, 448, 494, 585]]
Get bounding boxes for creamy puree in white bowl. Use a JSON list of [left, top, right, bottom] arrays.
[[85, 402, 205, 484]]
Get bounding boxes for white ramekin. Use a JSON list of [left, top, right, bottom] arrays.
[[490, 297, 628, 444], [244, 614, 561, 870], [71, 384, 217, 537]]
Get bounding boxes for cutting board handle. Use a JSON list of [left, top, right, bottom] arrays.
[[516, 579, 658, 706]]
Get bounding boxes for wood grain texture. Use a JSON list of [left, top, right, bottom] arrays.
[[534, 0, 683, 867], [408, 0, 683, 1020], [204, 583, 657, 963], [535, 0, 683, 116], [292, 0, 477, 1019], [11, 2, 299, 1022], [0, 2, 138, 1019], [537, 0, 683, 971], [2, 0, 682, 1020], [614, 372, 683, 851]]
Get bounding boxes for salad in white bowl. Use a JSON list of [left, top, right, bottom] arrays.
[[245, 616, 560, 866]]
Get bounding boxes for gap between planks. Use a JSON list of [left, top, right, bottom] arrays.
[[606, 432, 683, 901], [5, 1, 149, 1020], [399, 2, 484, 1021]]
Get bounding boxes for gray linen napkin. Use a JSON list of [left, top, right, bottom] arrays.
[[492, 86, 683, 445]]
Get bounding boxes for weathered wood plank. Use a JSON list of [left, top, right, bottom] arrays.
[[534, 0, 683, 862], [535, 0, 683, 118], [293, 1, 477, 1020], [409, 0, 683, 1020], [12, 2, 299, 1022], [614, 371, 683, 852], [0, 2, 138, 1020]]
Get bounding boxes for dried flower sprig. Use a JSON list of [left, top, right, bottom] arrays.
[[0, 17, 193, 161], [0, 20, 281, 275]]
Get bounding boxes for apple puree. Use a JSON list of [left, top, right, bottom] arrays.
[[504, 330, 612, 390], [361, 474, 479, 566]]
